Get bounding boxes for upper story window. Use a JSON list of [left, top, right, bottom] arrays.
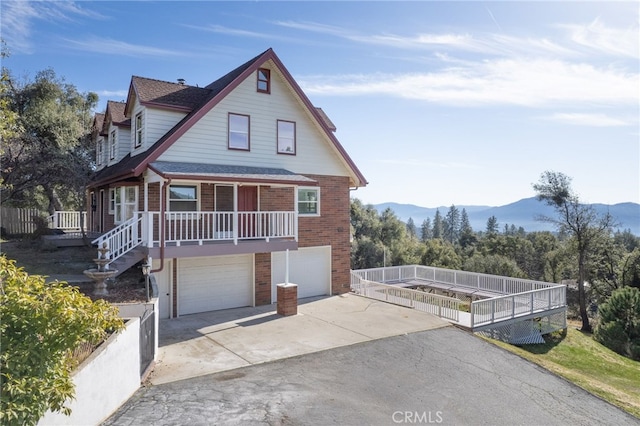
[[298, 187, 320, 216], [134, 112, 143, 148], [110, 130, 117, 160], [169, 185, 198, 211], [257, 68, 270, 93], [228, 113, 250, 151], [97, 140, 103, 166], [277, 120, 296, 155]]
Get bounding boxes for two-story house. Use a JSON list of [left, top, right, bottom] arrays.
[[87, 48, 367, 319]]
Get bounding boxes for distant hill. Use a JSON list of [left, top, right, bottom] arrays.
[[374, 198, 640, 235]]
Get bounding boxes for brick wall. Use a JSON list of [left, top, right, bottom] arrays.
[[299, 175, 351, 295], [254, 252, 271, 305]]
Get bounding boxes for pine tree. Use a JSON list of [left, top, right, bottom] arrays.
[[432, 210, 444, 239]]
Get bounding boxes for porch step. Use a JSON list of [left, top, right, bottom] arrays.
[[107, 246, 148, 278]]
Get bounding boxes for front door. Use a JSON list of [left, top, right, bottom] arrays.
[[238, 186, 258, 238]]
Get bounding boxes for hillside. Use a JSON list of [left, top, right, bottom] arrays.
[[373, 197, 640, 235]]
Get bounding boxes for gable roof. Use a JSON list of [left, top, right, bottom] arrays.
[[92, 113, 105, 139], [125, 77, 211, 114], [89, 48, 367, 188], [101, 101, 129, 135]]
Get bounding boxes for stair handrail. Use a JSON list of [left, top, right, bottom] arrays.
[[92, 213, 143, 265]]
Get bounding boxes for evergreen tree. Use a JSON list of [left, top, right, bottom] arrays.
[[406, 217, 417, 239], [443, 205, 460, 244], [432, 210, 444, 239], [459, 208, 476, 248], [420, 218, 432, 242], [486, 215, 499, 235]]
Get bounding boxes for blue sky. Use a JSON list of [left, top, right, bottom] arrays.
[[2, 1, 638, 207]]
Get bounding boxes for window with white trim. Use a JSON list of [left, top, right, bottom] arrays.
[[134, 112, 143, 148], [228, 113, 250, 150], [110, 129, 117, 159], [277, 120, 296, 154], [109, 188, 116, 214], [298, 187, 320, 216], [169, 185, 198, 211], [97, 140, 103, 166], [111, 186, 138, 224]]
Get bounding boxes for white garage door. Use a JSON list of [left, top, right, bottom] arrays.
[[178, 255, 253, 316], [271, 246, 331, 302]]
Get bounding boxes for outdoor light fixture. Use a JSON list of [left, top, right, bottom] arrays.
[[142, 262, 151, 302]]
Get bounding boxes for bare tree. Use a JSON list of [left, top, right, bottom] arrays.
[[533, 171, 615, 332]]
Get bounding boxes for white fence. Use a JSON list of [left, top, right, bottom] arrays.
[[351, 265, 566, 330]]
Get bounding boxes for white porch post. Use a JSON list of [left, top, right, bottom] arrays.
[[233, 183, 238, 245], [293, 187, 298, 242], [285, 249, 290, 285]]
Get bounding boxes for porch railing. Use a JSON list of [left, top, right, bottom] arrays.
[[146, 211, 297, 246], [93, 210, 296, 267]]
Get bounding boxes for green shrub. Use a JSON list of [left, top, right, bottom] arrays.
[[594, 286, 640, 360], [0, 256, 124, 425]]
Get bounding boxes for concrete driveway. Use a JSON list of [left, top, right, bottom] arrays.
[[150, 294, 450, 385]]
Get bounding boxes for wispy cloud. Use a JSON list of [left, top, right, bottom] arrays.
[[299, 58, 638, 108], [184, 24, 272, 39], [560, 18, 640, 59], [98, 90, 128, 99], [542, 113, 632, 127], [61, 37, 186, 58], [1, 1, 104, 53]]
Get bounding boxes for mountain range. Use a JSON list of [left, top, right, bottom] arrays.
[[373, 197, 640, 235]]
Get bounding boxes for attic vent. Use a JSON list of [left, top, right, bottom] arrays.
[[177, 78, 185, 85]]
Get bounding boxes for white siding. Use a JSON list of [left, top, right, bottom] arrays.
[[146, 108, 187, 147], [131, 99, 187, 157], [159, 66, 349, 177], [106, 124, 131, 166]]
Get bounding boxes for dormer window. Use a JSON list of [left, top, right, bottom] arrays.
[[110, 130, 117, 160], [134, 112, 143, 148], [97, 140, 103, 166], [257, 68, 270, 93]]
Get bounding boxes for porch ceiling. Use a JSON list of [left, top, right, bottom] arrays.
[[149, 161, 317, 185]]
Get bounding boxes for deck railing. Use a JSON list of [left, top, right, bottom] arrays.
[[351, 265, 559, 294], [48, 211, 87, 231], [351, 265, 566, 330], [470, 286, 566, 328], [351, 274, 461, 322]]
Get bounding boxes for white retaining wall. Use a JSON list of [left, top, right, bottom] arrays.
[[38, 318, 141, 426]]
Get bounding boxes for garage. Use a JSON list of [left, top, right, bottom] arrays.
[[271, 246, 331, 301], [178, 255, 253, 316]]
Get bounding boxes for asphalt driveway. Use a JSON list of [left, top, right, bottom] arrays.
[[104, 296, 638, 425]]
